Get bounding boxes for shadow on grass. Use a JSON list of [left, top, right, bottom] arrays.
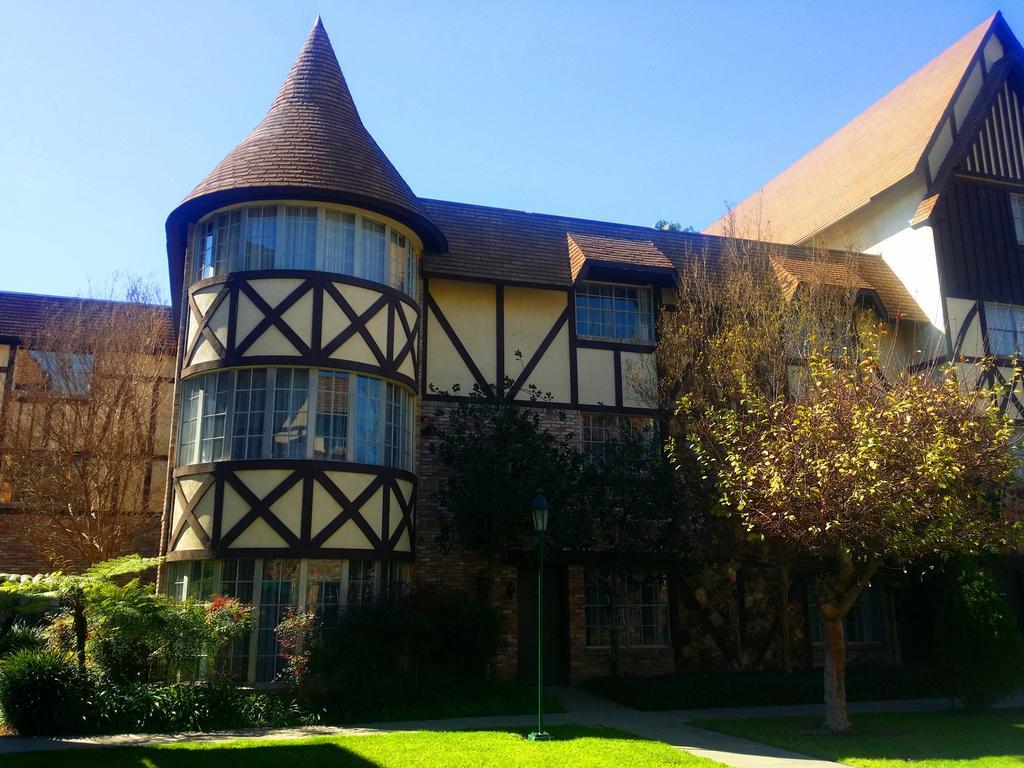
[[1, 726, 664, 768], [694, 708, 1024, 765]]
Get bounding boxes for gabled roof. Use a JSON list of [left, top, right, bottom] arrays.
[[420, 199, 929, 323], [703, 14, 1000, 243], [0, 291, 176, 350]]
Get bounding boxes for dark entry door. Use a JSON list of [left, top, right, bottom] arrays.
[[518, 561, 568, 685]]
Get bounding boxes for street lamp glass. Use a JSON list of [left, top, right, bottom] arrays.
[[530, 489, 549, 533]]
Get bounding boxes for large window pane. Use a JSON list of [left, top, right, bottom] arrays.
[[583, 569, 668, 648], [198, 372, 230, 462], [178, 378, 202, 465], [256, 559, 298, 682], [280, 206, 317, 270], [985, 303, 1024, 356], [220, 559, 255, 678], [348, 560, 377, 607], [307, 560, 344, 627], [272, 369, 309, 458], [323, 210, 356, 274], [194, 210, 241, 281], [385, 383, 411, 470], [354, 376, 382, 463], [358, 219, 387, 284], [232, 369, 267, 459], [242, 206, 277, 271], [315, 372, 349, 460]]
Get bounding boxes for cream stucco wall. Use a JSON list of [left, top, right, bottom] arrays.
[[813, 176, 944, 333]]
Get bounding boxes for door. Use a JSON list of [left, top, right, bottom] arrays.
[[518, 560, 568, 685]]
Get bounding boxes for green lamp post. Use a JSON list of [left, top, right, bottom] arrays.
[[528, 488, 551, 742]]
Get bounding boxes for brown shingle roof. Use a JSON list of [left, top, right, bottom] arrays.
[[0, 291, 176, 350], [703, 14, 997, 243], [566, 232, 675, 281], [166, 17, 445, 320], [180, 18, 435, 236], [420, 198, 928, 323]]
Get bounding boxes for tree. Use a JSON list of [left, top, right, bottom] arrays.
[[676, 350, 1020, 731], [425, 381, 588, 561], [1, 278, 173, 569], [657, 236, 861, 673]]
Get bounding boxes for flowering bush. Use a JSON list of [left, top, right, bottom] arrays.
[[274, 610, 320, 684]]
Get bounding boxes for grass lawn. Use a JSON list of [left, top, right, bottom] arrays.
[[695, 708, 1024, 767], [2, 726, 727, 768]]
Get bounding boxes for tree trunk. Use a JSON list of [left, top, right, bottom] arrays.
[[822, 615, 850, 732], [778, 563, 792, 673]]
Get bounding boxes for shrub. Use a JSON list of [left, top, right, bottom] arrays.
[[294, 587, 504, 717], [0, 649, 94, 735], [934, 560, 1024, 711], [0, 621, 47, 658]]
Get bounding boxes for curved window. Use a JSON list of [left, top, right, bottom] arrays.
[[192, 204, 419, 296], [177, 368, 414, 471]]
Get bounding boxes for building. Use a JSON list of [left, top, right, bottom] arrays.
[[2, 12, 1022, 683]]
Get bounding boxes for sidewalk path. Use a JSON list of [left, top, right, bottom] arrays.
[[0, 687, 976, 767]]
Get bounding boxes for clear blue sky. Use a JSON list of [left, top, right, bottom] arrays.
[[0, 1, 1016, 302]]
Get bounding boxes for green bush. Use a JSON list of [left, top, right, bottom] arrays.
[[0, 649, 94, 735], [0, 621, 47, 658], [292, 587, 504, 718], [934, 561, 1024, 711]]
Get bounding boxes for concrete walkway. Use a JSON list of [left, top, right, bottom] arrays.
[[0, 687, 973, 767]]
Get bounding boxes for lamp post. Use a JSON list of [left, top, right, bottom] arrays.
[[528, 488, 551, 742]]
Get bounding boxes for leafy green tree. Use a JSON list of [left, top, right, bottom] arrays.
[[676, 351, 1021, 731]]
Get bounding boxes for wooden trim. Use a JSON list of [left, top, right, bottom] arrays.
[[421, 392, 657, 416], [507, 307, 569, 400], [190, 269, 421, 314], [181, 358, 417, 394], [574, 338, 657, 353], [613, 349, 623, 408], [421, 271, 571, 291], [425, 291, 495, 399], [167, 462, 416, 560], [164, 548, 414, 563], [495, 284, 505, 399], [567, 289, 579, 406]]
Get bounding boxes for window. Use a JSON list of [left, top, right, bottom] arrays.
[[190, 204, 419, 294], [1012, 193, 1024, 246], [808, 584, 884, 644], [29, 351, 93, 395], [241, 206, 276, 271], [359, 219, 387, 284], [178, 368, 414, 470], [323, 210, 356, 275], [314, 372, 349, 460], [576, 281, 654, 342], [380, 560, 410, 601], [219, 559, 255, 678], [584, 570, 669, 648], [256, 559, 298, 682], [231, 369, 266, 459], [195, 210, 241, 280], [347, 560, 377, 607], [271, 368, 309, 459], [178, 371, 230, 465], [280, 206, 318, 269], [580, 413, 656, 460], [985, 303, 1024, 355], [307, 560, 344, 627], [354, 376, 382, 464], [166, 560, 215, 602]]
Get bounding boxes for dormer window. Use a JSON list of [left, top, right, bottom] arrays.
[[575, 281, 654, 343]]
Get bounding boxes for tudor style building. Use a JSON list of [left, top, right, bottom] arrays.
[[2, 12, 1023, 684]]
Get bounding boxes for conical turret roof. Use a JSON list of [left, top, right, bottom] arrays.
[[166, 18, 444, 313]]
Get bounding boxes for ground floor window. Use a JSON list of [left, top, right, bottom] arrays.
[[163, 557, 410, 683], [584, 569, 669, 648], [808, 583, 885, 644]]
